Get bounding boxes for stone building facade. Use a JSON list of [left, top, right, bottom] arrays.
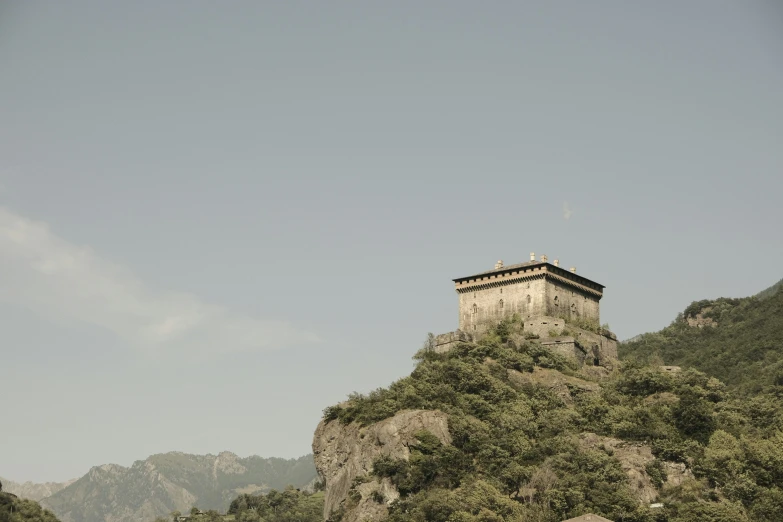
[[453, 253, 604, 335]]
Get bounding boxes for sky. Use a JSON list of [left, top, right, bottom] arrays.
[[1, 1, 782, 483]]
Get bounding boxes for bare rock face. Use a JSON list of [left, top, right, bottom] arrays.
[[685, 310, 718, 328], [312, 409, 451, 522]]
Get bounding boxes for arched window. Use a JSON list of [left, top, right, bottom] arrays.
[[571, 303, 578, 316], [526, 295, 531, 304], [499, 299, 504, 309], [554, 296, 559, 306], [472, 304, 478, 315]]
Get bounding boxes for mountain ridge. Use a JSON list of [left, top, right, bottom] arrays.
[[4, 451, 317, 522], [0, 478, 76, 503]]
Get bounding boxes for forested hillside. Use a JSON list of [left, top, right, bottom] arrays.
[[228, 487, 323, 522], [319, 316, 783, 522], [0, 487, 60, 522], [620, 279, 783, 393]]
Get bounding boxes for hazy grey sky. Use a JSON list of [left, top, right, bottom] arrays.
[[1, 1, 782, 482]]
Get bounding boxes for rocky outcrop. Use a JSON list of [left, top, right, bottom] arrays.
[[312, 409, 451, 522], [507, 367, 600, 404], [578, 433, 693, 505], [685, 310, 717, 328]]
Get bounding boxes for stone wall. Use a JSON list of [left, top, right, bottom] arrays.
[[544, 278, 600, 324], [524, 315, 566, 338], [567, 328, 618, 367], [433, 330, 473, 353], [540, 337, 583, 363], [458, 277, 548, 335], [456, 272, 600, 336]]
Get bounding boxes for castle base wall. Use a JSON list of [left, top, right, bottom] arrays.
[[433, 330, 473, 354], [434, 318, 617, 371]]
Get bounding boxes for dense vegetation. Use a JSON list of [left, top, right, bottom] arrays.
[[322, 313, 783, 522], [227, 487, 323, 522], [149, 488, 324, 522], [0, 490, 60, 522], [620, 279, 783, 394]]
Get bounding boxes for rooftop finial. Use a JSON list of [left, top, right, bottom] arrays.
[[494, 260, 504, 269], [570, 267, 576, 273], [530, 252, 535, 261], [541, 254, 548, 262], [553, 259, 559, 267]]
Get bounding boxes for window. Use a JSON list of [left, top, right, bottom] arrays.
[[499, 299, 504, 309], [499, 288, 503, 294], [554, 296, 559, 307], [472, 304, 478, 315], [526, 295, 531, 304]]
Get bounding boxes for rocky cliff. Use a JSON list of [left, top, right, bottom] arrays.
[[313, 410, 451, 522]]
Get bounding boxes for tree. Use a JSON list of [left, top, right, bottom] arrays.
[[423, 333, 436, 352]]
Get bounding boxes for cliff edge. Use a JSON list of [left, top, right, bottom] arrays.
[[313, 410, 450, 522]]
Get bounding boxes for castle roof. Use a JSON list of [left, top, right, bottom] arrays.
[[452, 260, 605, 295]]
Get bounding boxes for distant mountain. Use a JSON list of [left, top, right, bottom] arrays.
[[21, 452, 317, 522], [0, 478, 76, 502], [620, 278, 783, 393]]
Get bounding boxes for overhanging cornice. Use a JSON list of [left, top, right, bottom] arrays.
[[454, 268, 603, 298], [455, 272, 545, 293]]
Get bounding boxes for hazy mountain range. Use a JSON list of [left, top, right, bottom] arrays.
[[0, 478, 76, 502], [3, 451, 317, 522]]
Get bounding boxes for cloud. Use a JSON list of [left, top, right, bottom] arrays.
[[0, 207, 319, 356], [562, 201, 573, 221]]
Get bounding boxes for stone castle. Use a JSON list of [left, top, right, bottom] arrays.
[[435, 253, 618, 367]]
